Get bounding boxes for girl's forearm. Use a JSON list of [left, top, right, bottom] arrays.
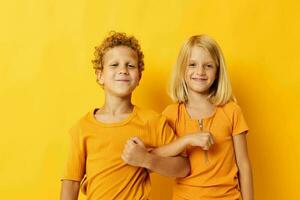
[[239, 163, 254, 200], [151, 136, 189, 157], [60, 180, 80, 200]]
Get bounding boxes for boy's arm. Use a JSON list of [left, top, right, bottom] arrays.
[[121, 138, 190, 177], [143, 153, 190, 178], [60, 180, 80, 200], [233, 133, 254, 200]]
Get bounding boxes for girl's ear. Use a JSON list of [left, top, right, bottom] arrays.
[[95, 69, 104, 85]]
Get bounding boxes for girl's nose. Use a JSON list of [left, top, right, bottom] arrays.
[[196, 65, 205, 75]]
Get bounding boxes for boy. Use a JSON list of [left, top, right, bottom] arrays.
[[60, 32, 189, 200]]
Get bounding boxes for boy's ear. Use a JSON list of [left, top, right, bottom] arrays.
[[137, 71, 142, 86], [95, 69, 104, 85]]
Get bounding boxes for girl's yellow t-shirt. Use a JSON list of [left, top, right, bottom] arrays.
[[62, 106, 176, 200], [162, 101, 249, 200]]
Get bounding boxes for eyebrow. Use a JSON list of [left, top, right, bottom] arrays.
[[188, 59, 215, 64]]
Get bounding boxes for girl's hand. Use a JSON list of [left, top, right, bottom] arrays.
[[185, 132, 214, 150], [121, 137, 149, 167]]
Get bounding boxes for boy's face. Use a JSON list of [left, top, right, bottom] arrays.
[[185, 46, 217, 95], [96, 46, 141, 97]]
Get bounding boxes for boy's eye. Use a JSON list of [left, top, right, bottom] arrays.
[[127, 64, 136, 68]]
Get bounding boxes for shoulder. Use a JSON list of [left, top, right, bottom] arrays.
[[219, 101, 245, 123], [162, 103, 180, 118], [69, 110, 94, 135], [134, 106, 162, 124], [221, 101, 243, 114]]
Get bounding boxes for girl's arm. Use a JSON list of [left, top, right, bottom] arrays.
[[233, 133, 254, 200], [151, 132, 214, 157], [60, 180, 80, 200], [121, 134, 213, 178]]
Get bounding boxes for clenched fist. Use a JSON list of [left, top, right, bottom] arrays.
[[185, 132, 214, 150], [121, 136, 149, 167]]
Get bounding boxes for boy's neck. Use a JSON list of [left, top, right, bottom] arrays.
[[101, 94, 134, 115]]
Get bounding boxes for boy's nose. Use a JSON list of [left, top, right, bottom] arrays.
[[118, 65, 129, 74]]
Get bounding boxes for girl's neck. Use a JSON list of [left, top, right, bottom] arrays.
[[185, 91, 216, 120], [186, 91, 212, 109]]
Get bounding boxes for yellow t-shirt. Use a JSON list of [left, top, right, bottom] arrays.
[[62, 106, 176, 200], [162, 101, 249, 200]]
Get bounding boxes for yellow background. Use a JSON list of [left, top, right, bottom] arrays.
[[1, 0, 299, 199]]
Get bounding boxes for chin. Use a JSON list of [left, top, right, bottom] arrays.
[[189, 86, 210, 94], [113, 89, 135, 97]]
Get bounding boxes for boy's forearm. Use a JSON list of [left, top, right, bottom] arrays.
[[60, 180, 80, 200], [143, 153, 190, 177], [151, 136, 189, 157], [239, 163, 254, 200]]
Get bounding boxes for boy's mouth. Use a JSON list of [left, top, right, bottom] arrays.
[[115, 79, 130, 82]]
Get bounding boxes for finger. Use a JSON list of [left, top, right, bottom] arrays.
[[127, 139, 136, 145], [209, 135, 214, 145], [132, 137, 145, 147], [206, 140, 211, 148], [202, 146, 209, 151], [121, 155, 127, 162]]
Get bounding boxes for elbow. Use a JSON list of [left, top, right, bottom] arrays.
[[176, 158, 190, 178], [178, 165, 190, 178]]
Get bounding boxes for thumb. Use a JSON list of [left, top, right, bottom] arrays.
[[131, 136, 145, 147]]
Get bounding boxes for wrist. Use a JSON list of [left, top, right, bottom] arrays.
[[182, 135, 192, 146], [142, 152, 154, 169]]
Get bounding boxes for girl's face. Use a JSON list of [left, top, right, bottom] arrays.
[[185, 46, 218, 95], [97, 46, 141, 97]]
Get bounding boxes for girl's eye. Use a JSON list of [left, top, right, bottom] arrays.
[[110, 63, 118, 67], [188, 63, 196, 67], [206, 64, 214, 68]]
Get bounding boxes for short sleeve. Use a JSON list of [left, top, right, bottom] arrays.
[[148, 115, 177, 147], [162, 104, 187, 156], [61, 123, 86, 181], [162, 104, 179, 131], [232, 104, 249, 136]]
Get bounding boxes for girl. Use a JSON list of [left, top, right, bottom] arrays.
[[155, 35, 254, 200]]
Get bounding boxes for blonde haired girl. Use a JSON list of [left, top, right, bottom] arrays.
[[154, 35, 254, 200]]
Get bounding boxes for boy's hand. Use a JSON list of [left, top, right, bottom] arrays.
[[121, 137, 149, 168], [185, 132, 214, 150]]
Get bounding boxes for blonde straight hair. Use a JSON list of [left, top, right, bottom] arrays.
[[169, 35, 235, 106]]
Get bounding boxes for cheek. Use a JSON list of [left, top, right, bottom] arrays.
[[185, 69, 193, 81], [132, 71, 141, 81], [211, 69, 218, 81]]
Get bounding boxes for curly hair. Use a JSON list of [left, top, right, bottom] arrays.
[[92, 31, 144, 71]]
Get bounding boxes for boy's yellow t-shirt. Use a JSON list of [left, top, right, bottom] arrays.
[[162, 101, 249, 200], [62, 106, 176, 200]]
